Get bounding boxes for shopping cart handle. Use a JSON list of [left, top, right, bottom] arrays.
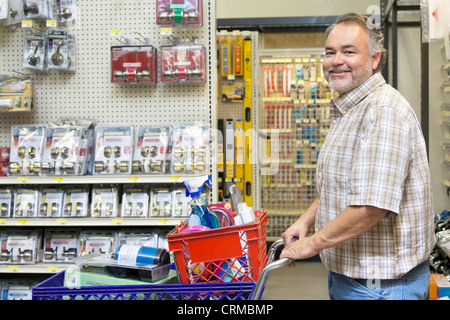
[[250, 239, 294, 300]]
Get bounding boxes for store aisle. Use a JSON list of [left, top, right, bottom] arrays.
[[261, 261, 330, 300]]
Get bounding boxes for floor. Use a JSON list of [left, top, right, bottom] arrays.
[[260, 261, 330, 300]]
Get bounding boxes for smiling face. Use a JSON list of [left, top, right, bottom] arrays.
[[323, 23, 381, 94]]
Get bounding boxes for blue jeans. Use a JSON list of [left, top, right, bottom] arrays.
[[328, 262, 430, 300]]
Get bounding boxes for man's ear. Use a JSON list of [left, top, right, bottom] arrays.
[[372, 52, 381, 72]]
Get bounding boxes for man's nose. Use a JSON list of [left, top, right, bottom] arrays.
[[331, 52, 344, 66]]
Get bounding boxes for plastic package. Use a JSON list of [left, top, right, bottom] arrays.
[[9, 125, 46, 176], [62, 185, 89, 217], [0, 187, 13, 218], [1, 281, 34, 300], [160, 41, 206, 83], [0, 229, 41, 264], [0, 0, 25, 29], [56, 0, 77, 25], [156, 0, 203, 27], [111, 43, 157, 84], [132, 126, 172, 174], [171, 124, 210, 174], [13, 188, 38, 218], [0, 74, 35, 113], [150, 188, 173, 217], [79, 230, 116, 256], [23, 31, 47, 72], [93, 125, 133, 175], [22, 0, 53, 21], [42, 229, 80, 263], [172, 188, 191, 218], [121, 185, 149, 218], [38, 187, 64, 218], [47, 30, 72, 71], [40, 126, 83, 176], [115, 231, 160, 250], [91, 185, 119, 218]]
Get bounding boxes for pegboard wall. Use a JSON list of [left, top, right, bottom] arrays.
[[0, 0, 217, 146]]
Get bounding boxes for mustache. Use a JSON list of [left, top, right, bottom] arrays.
[[327, 67, 352, 73]]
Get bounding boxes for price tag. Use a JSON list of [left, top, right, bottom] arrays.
[[56, 219, 67, 224], [47, 266, 58, 272], [157, 219, 169, 224], [46, 20, 57, 27], [53, 177, 64, 182], [21, 21, 33, 28], [128, 177, 139, 181], [17, 219, 28, 224], [170, 176, 181, 181], [110, 29, 121, 37], [160, 28, 172, 35], [112, 219, 123, 224], [17, 177, 28, 182], [8, 266, 19, 272], [0, 219, 6, 224]]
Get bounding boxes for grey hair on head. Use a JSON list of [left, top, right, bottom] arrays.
[[325, 12, 387, 73]]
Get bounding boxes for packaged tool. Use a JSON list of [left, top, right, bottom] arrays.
[[22, 0, 53, 21], [38, 187, 64, 218], [171, 124, 209, 174], [23, 31, 47, 72], [79, 230, 116, 256], [42, 228, 80, 263], [156, 0, 203, 27], [0, 0, 25, 28], [91, 185, 119, 218], [171, 188, 191, 218], [9, 125, 46, 176], [40, 126, 83, 176], [55, 0, 77, 25], [149, 188, 173, 218], [47, 30, 70, 71], [92, 125, 133, 175], [0, 74, 35, 113], [0, 187, 13, 218], [132, 126, 172, 174], [111, 41, 157, 84], [12, 188, 38, 218], [62, 185, 89, 218], [160, 40, 206, 83], [121, 184, 149, 218], [0, 229, 41, 264]]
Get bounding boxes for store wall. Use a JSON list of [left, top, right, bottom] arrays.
[[216, 0, 378, 19]]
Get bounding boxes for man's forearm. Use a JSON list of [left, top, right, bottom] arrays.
[[310, 205, 388, 252]]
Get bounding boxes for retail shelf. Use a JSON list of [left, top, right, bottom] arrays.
[[0, 174, 203, 185], [0, 263, 72, 274], [0, 217, 180, 227]]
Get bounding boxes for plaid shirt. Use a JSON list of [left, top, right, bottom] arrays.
[[316, 72, 436, 279]]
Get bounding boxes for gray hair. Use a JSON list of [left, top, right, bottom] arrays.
[[325, 12, 387, 73]]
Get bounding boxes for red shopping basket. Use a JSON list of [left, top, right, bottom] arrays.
[[168, 209, 268, 284]]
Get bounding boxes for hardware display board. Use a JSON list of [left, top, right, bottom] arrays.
[[0, 0, 217, 150]]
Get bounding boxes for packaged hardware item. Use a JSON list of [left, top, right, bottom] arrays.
[[55, 0, 77, 25], [0, 0, 25, 29], [22, 0, 53, 21], [156, 0, 203, 26], [93, 125, 133, 175], [171, 188, 191, 218], [47, 30, 70, 71], [111, 43, 157, 84], [62, 185, 89, 217], [91, 185, 119, 218], [13, 188, 38, 218], [23, 31, 47, 72], [171, 124, 210, 174], [0, 281, 34, 300], [121, 185, 149, 218], [0, 74, 35, 113], [79, 230, 116, 256], [0, 229, 41, 264], [0, 187, 13, 218], [9, 125, 46, 175], [150, 188, 172, 217], [42, 228, 80, 263], [132, 126, 172, 174], [160, 41, 206, 83], [38, 187, 64, 218], [41, 126, 83, 176]]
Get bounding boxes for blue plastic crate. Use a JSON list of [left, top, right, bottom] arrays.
[[32, 271, 258, 300]]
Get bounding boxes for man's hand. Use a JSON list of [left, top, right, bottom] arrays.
[[280, 236, 319, 260]]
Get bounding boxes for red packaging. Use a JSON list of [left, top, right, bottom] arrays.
[[160, 44, 206, 83], [111, 45, 158, 84], [156, 0, 203, 27]]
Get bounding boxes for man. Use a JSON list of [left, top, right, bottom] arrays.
[[280, 12, 436, 300]]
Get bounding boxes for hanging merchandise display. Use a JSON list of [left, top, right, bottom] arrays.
[[23, 31, 47, 72], [22, 0, 53, 21], [42, 229, 79, 263], [156, 0, 203, 27], [55, 0, 77, 25], [111, 41, 158, 84], [0, 229, 41, 264], [0, 74, 35, 113], [160, 39, 206, 83]]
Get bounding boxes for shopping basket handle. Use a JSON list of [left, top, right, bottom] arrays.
[[250, 239, 294, 300]]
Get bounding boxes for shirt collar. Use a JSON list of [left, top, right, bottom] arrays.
[[331, 72, 386, 115]]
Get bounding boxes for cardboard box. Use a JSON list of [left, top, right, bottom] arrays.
[[430, 273, 450, 299]]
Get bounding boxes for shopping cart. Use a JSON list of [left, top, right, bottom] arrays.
[[32, 239, 291, 300]]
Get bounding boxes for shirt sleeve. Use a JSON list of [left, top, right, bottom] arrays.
[[347, 105, 412, 214]]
